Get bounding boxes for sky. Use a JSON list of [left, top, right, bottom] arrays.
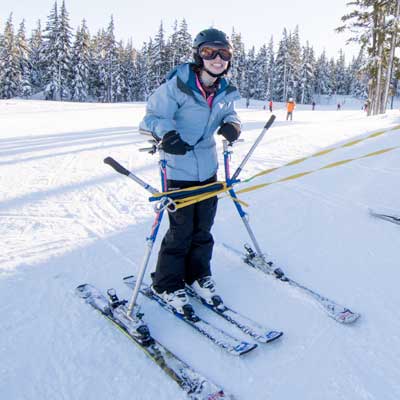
[[1, 0, 360, 60]]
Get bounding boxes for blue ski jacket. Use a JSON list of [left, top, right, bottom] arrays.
[[140, 63, 241, 181]]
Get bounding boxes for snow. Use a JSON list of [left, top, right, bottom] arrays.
[[1, 98, 400, 400]]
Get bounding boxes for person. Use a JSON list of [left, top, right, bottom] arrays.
[[269, 100, 273, 112], [312, 101, 316, 110], [140, 28, 241, 316], [337, 102, 341, 110], [286, 98, 295, 120]]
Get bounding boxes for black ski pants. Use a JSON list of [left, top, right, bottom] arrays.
[[152, 175, 218, 294]]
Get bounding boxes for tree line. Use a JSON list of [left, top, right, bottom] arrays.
[[2, 0, 395, 111]]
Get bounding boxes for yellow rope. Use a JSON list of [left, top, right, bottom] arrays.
[[151, 126, 400, 210], [246, 124, 400, 182]]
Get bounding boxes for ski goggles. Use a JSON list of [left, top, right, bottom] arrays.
[[198, 44, 233, 61]]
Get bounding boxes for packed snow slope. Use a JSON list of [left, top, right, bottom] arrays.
[[1, 98, 400, 400]]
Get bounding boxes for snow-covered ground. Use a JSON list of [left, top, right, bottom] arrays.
[[1, 98, 400, 400]]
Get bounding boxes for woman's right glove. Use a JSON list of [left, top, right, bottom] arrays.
[[161, 131, 192, 155]]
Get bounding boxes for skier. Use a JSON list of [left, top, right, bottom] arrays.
[[337, 102, 341, 110], [140, 28, 241, 315], [286, 98, 295, 120], [269, 100, 273, 112], [312, 101, 316, 110]]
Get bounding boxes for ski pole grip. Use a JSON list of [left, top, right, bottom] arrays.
[[264, 115, 276, 129], [104, 157, 130, 176]]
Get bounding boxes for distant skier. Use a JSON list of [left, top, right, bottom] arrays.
[[312, 101, 316, 110], [269, 100, 273, 112], [140, 28, 241, 315], [337, 102, 341, 110], [286, 98, 295, 120]]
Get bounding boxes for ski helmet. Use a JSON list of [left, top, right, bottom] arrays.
[[193, 28, 233, 77]]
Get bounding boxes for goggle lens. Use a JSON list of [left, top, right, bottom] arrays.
[[199, 46, 232, 61]]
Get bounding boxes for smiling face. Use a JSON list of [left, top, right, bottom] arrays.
[[202, 55, 229, 76]]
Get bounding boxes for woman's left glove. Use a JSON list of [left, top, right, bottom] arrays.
[[217, 122, 241, 144]]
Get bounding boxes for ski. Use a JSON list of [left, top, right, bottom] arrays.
[[370, 210, 400, 226], [223, 244, 360, 324], [123, 276, 257, 356], [76, 284, 235, 400], [185, 284, 283, 344]]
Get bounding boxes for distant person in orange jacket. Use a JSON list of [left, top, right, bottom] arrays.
[[269, 100, 273, 112], [286, 98, 295, 120]]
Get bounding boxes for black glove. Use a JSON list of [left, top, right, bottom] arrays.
[[161, 131, 192, 155], [217, 122, 241, 144]]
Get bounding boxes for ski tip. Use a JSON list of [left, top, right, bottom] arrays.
[[335, 310, 361, 324], [262, 330, 284, 343], [233, 341, 258, 356], [75, 283, 91, 298]]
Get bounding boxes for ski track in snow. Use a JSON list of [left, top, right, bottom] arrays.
[[1, 98, 400, 400]]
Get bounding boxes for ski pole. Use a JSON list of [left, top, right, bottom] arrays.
[[104, 157, 159, 194], [231, 115, 276, 181], [125, 159, 168, 319], [223, 142, 265, 257]]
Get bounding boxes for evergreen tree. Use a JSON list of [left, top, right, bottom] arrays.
[[42, 1, 61, 100], [299, 42, 315, 104], [103, 16, 118, 102], [230, 29, 246, 95], [265, 36, 276, 101], [243, 46, 257, 101], [70, 19, 90, 101], [254, 44, 268, 100], [0, 14, 20, 99], [349, 49, 368, 98], [335, 49, 347, 95], [314, 51, 331, 98], [58, 0, 72, 99], [287, 26, 302, 101], [274, 28, 290, 101], [29, 20, 45, 92], [15, 20, 32, 97]]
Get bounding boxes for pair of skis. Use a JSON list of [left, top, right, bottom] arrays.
[[76, 283, 232, 399], [76, 276, 283, 400]]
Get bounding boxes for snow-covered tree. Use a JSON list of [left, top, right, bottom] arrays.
[[0, 14, 20, 99], [29, 20, 45, 92], [70, 19, 90, 101], [15, 20, 32, 97]]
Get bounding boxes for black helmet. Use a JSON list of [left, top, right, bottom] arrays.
[[193, 28, 232, 50], [192, 28, 232, 76]]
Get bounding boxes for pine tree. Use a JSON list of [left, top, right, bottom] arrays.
[[265, 36, 276, 101], [299, 42, 315, 104], [230, 29, 246, 95], [15, 20, 32, 97], [58, 0, 72, 100], [29, 20, 45, 92], [274, 28, 290, 101], [337, 0, 400, 115], [314, 51, 331, 99], [254, 44, 268, 100], [42, 1, 61, 100], [103, 16, 118, 102], [70, 19, 90, 101], [287, 26, 302, 101], [0, 14, 20, 99]]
